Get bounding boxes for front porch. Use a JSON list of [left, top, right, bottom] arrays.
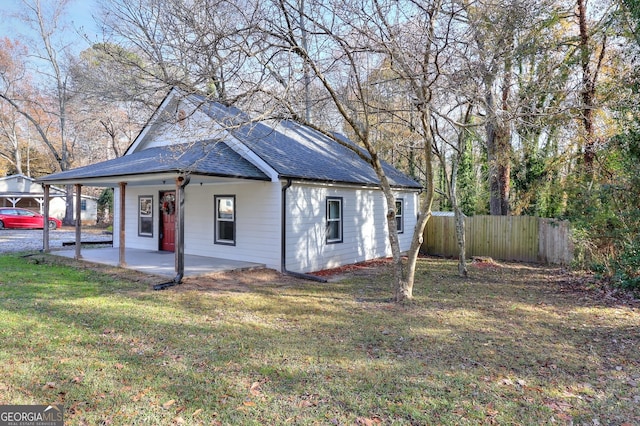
[[53, 247, 265, 278]]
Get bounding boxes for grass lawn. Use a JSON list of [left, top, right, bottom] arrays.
[[0, 253, 638, 425]]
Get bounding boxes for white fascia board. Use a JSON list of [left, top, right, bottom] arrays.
[[124, 88, 278, 181], [285, 179, 421, 192], [124, 88, 181, 155], [178, 94, 279, 181], [222, 135, 280, 182]]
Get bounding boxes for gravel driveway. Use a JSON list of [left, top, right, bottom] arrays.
[[0, 228, 113, 253]]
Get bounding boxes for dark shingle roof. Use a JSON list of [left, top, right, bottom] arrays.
[[200, 100, 422, 189], [39, 140, 269, 182], [40, 91, 422, 190]]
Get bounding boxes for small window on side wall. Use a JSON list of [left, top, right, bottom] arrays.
[[326, 197, 343, 244], [138, 196, 153, 237], [215, 195, 236, 245], [395, 199, 404, 234]]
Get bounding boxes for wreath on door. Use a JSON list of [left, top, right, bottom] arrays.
[[161, 195, 175, 215]]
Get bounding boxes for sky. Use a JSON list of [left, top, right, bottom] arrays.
[[0, 0, 100, 53]]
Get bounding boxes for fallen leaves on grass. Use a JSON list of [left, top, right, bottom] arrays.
[[2, 255, 639, 425], [249, 381, 262, 397], [356, 416, 383, 425], [162, 399, 176, 409], [544, 399, 574, 421], [131, 388, 150, 402], [470, 256, 501, 269]]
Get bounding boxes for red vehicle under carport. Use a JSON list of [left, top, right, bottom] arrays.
[[0, 207, 61, 230]]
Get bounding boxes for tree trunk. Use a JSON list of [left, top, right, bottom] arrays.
[[448, 160, 468, 277], [485, 90, 511, 215], [13, 131, 23, 175], [454, 205, 467, 277], [496, 131, 511, 216], [385, 192, 406, 302], [400, 108, 436, 302], [577, 0, 596, 175], [64, 185, 74, 226]]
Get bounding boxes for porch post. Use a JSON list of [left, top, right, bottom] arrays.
[[119, 182, 127, 267], [174, 176, 187, 280], [42, 184, 50, 253], [74, 184, 83, 260]]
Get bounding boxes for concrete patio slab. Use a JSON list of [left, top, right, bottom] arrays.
[[52, 247, 265, 278]]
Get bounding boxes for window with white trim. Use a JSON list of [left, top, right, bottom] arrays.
[[326, 197, 343, 243], [395, 199, 404, 233], [215, 195, 236, 245]]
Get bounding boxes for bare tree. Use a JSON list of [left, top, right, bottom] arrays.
[[433, 102, 475, 277], [97, 0, 261, 102], [574, 0, 618, 177], [455, 0, 524, 215], [68, 44, 155, 161], [0, 110, 25, 175], [247, 0, 461, 301], [0, 39, 30, 174], [1, 0, 80, 223]]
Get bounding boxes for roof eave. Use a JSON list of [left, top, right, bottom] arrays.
[[37, 170, 271, 187], [279, 175, 422, 190]]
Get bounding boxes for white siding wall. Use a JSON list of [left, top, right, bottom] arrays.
[[183, 181, 281, 269], [49, 198, 67, 220], [398, 192, 419, 250], [49, 197, 97, 222], [118, 186, 163, 251], [113, 186, 120, 247], [114, 180, 418, 274], [113, 181, 282, 270], [284, 183, 418, 273]]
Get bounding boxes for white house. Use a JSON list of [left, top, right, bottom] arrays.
[[0, 174, 98, 223], [38, 88, 422, 279]]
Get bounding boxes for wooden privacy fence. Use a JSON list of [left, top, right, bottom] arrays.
[[421, 215, 574, 264]]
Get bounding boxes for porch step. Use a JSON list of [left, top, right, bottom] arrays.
[[62, 240, 113, 246]]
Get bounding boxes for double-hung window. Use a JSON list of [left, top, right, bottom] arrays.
[[326, 197, 343, 243], [395, 199, 404, 233], [138, 195, 153, 237], [215, 195, 236, 245]]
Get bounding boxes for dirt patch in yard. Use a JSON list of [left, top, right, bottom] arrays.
[[177, 267, 307, 293], [160, 257, 638, 306], [33, 252, 639, 305], [310, 257, 395, 278], [175, 258, 399, 293]]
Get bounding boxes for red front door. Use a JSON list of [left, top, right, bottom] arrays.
[[160, 191, 176, 252]]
